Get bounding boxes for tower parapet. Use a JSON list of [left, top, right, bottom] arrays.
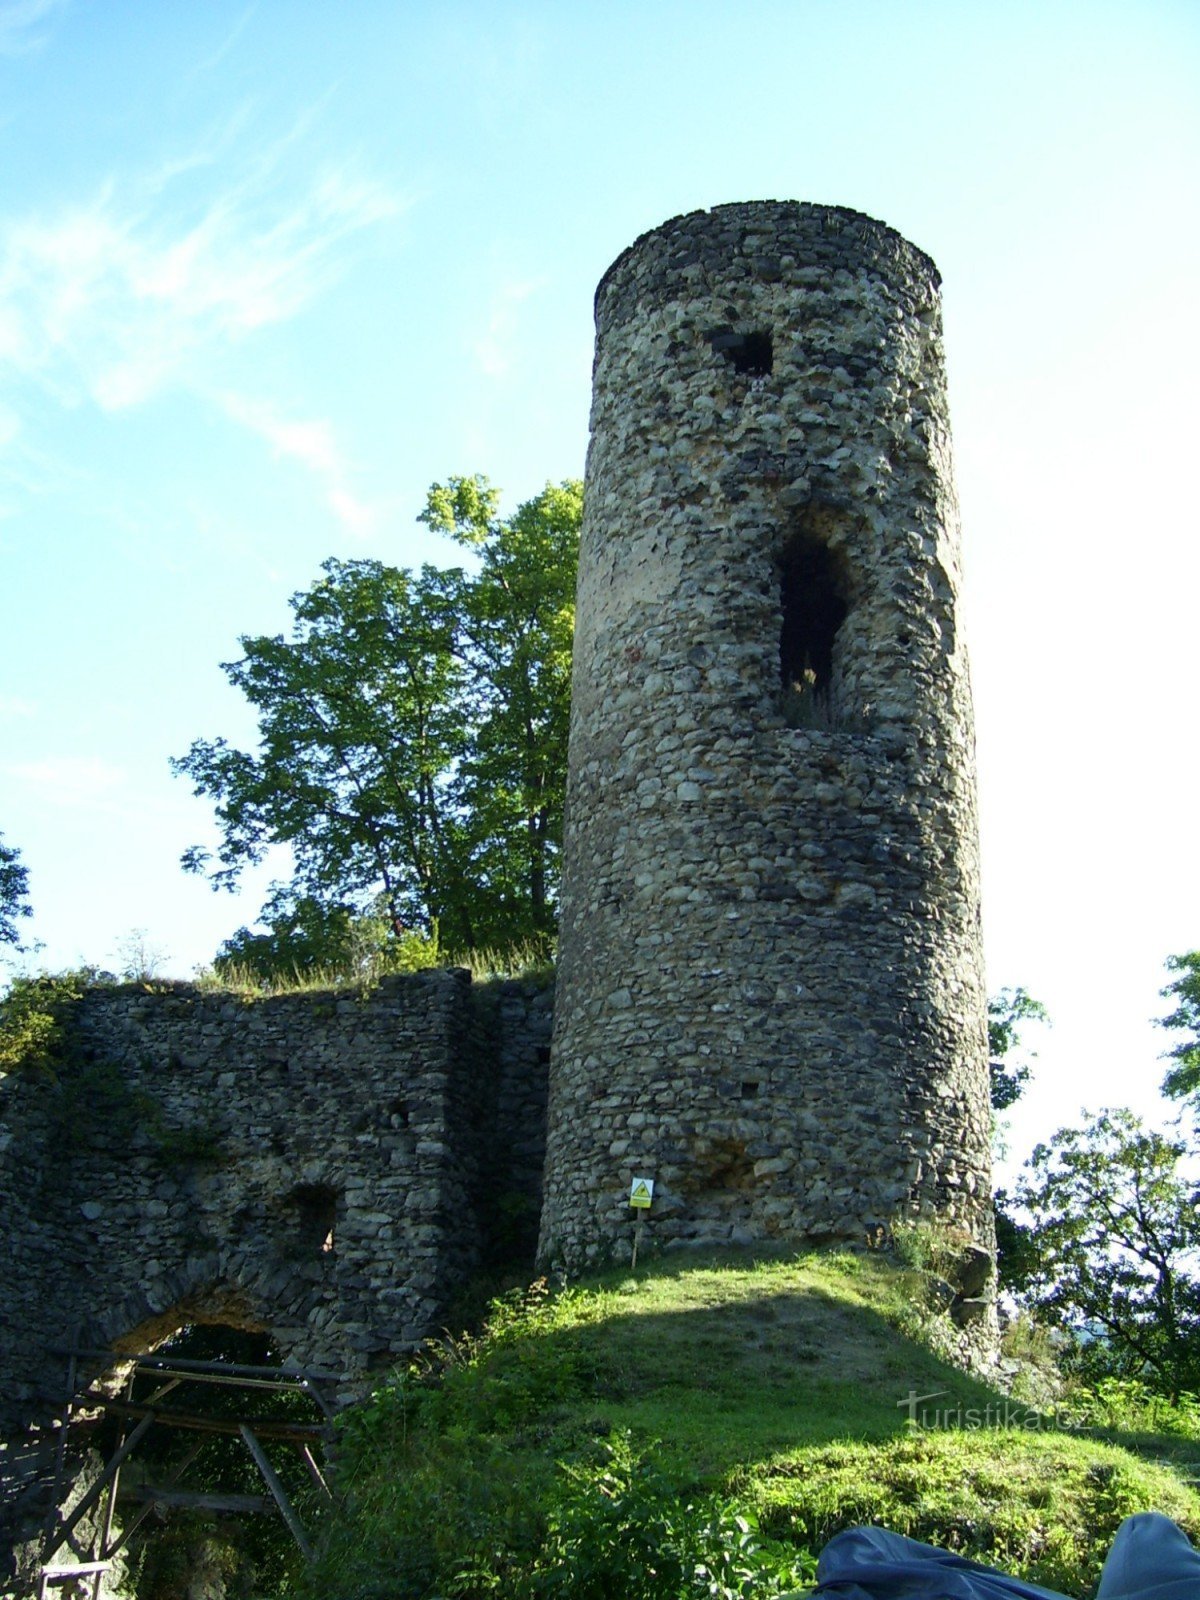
[[539, 201, 992, 1271]]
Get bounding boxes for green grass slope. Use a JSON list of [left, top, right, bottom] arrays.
[[294, 1252, 1200, 1599]]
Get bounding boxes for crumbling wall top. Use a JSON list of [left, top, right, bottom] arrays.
[[595, 200, 941, 330]]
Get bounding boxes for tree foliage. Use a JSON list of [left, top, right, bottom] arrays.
[[0, 970, 92, 1078], [988, 987, 1047, 1112], [173, 478, 581, 967], [212, 890, 438, 987], [1014, 1107, 1200, 1399], [1159, 950, 1200, 1107], [988, 987, 1047, 1292], [419, 475, 579, 941], [0, 831, 31, 948]]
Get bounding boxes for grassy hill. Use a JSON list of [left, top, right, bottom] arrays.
[[284, 1250, 1200, 1599]]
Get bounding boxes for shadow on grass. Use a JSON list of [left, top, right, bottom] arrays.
[[437, 1248, 1200, 1484], [317, 1251, 1200, 1600], [420, 1253, 1031, 1477]]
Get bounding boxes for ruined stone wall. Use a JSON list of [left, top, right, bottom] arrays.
[[472, 976, 554, 1263], [540, 202, 992, 1270], [0, 969, 551, 1434]]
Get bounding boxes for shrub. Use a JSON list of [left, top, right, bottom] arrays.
[[520, 1432, 814, 1600], [0, 969, 96, 1077]]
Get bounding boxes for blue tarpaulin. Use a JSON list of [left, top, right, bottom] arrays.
[[809, 1513, 1200, 1599]]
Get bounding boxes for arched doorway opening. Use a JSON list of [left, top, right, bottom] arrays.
[[37, 1311, 337, 1600]]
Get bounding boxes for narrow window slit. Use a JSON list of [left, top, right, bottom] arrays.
[[779, 533, 849, 729]]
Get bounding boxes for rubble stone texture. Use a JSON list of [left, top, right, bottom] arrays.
[[538, 201, 993, 1270], [0, 972, 551, 1435], [1, 199, 1003, 1593]]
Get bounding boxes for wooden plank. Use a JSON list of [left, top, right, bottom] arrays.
[[121, 1487, 272, 1514], [76, 1392, 327, 1442], [239, 1426, 314, 1561], [59, 1348, 343, 1384]]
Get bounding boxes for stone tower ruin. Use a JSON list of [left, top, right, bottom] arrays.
[[538, 201, 993, 1271]]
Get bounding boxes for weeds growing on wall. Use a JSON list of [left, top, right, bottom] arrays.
[[0, 968, 96, 1077], [194, 937, 554, 998], [0, 969, 230, 1171]]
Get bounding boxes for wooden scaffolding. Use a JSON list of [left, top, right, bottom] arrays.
[[37, 1350, 341, 1599]]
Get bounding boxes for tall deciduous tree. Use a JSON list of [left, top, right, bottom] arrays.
[[420, 475, 579, 940], [173, 479, 580, 964], [1014, 1108, 1200, 1399], [0, 832, 31, 949], [988, 987, 1048, 1112], [1159, 950, 1200, 1108], [988, 987, 1048, 1292]]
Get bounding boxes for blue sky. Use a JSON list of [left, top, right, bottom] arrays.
[[1, 0, 1198, 1167]]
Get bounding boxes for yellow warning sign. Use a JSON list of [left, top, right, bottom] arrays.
[[629, 1177, 655, 1209]]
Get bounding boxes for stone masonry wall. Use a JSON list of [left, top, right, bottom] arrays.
[[0, 969, 551, 1435], [539, 202, 993, 1271]]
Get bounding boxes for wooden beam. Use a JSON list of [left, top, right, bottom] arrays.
[[296, 1443, 335, 1501], [239, 1426, 314, 1561], [96, 1373, 133, 1565], [120, 1487, 273, 1514], [59, 1348, 343, 1384], [41, 1353, 76, 1563], [76, 1392, 327, 1443], [45, 1411, 157, 1558], [103, 1442, 204, 1559]]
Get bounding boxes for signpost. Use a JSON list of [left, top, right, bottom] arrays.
[[629, 1177, 654, 1270]]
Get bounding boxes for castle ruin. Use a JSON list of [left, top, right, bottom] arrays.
[[0, 201, 994, 1593], [540, 201, 993, 1269]]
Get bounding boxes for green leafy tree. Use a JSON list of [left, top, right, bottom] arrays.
[[988, 986, 1048, 1112], [1014, 1107, 1200, 1399], [174, 479, 580, 964], [174, 558, 479, 946], [420, 475, 579, 941], [988, 987, 1047, 1292], [0, 831, 31, 949], [1159, 950, 1200, 1106], [211, 889, 437, 987]]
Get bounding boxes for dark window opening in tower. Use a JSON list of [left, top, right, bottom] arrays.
[[708, 328, 773, 376], [779, 534, 849, 728], [286, 1182, 339, 1255]]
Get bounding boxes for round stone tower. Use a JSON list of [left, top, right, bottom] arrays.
[[538, 201, 993, 1273]]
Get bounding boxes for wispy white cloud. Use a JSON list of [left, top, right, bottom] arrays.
[[220, 391, 380, 538], [474, 276, 546, 379], [0, 132, 404, 415], [0, 0, 67, 56], [9, 755, 126, 804], [190, 3, 257, 78], [222, 392, 341, 474], [0, 693, 37, 719], [325, 485, 377, 538]]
